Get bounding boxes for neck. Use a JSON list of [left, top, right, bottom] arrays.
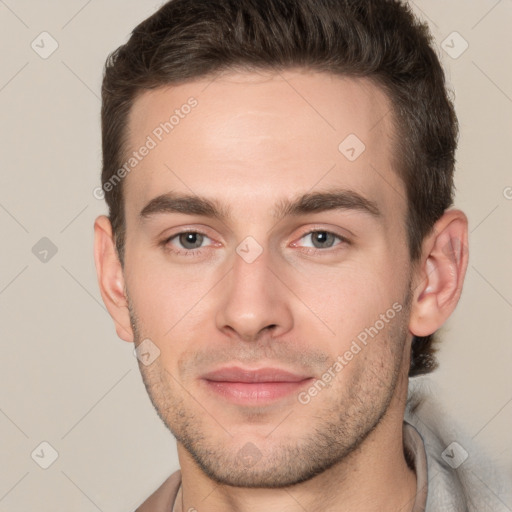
[[177, 376, 417, 512]]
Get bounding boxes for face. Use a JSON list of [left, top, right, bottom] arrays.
[[121, 70, 414, 487]]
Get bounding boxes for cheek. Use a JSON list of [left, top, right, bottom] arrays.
[[125, 258, 228, 376], [288, 260, 396, 336], [125, 258, 207, 344]]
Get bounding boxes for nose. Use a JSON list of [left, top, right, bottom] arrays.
[[215, 242, 294, 342]]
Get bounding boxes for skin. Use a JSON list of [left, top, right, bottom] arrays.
[[94, 69, 468, 511]]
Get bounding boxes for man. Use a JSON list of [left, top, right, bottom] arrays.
[[93, 0, 509, 510]]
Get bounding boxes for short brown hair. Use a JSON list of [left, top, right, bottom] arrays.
[[100, 0, 458, 376]]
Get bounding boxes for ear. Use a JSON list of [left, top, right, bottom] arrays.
[[93, 215, 134, 342], [409, 209, 469, 337]]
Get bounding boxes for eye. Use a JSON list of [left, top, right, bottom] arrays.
[[163, 231, 213, 254], [293, 230, 349, 251], [302, 231, 338, 249]]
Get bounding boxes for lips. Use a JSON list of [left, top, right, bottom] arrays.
[[201, 366, 313, 404], [202, 366, 310, 383]]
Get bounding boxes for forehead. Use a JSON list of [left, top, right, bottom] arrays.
[[123, 70, 405, 224]]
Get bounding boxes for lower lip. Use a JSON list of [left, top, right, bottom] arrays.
[[202, 379, 313, 404]]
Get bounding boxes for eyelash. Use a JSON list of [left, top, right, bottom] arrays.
[[160, 228, 350, 257]]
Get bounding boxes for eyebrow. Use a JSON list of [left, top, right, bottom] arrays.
[[138, 188, 382, 222]]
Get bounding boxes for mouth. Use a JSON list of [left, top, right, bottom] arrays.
[[200, 366, 314, 404]]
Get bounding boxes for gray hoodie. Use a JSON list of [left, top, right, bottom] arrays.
[[404, 380, 511, 511]]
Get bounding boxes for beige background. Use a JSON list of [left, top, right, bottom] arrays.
[[0, 0, 511, 509]]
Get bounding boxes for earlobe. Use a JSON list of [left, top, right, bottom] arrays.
[[93, 215, 134, 343], [409, 209, 469, 337]]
